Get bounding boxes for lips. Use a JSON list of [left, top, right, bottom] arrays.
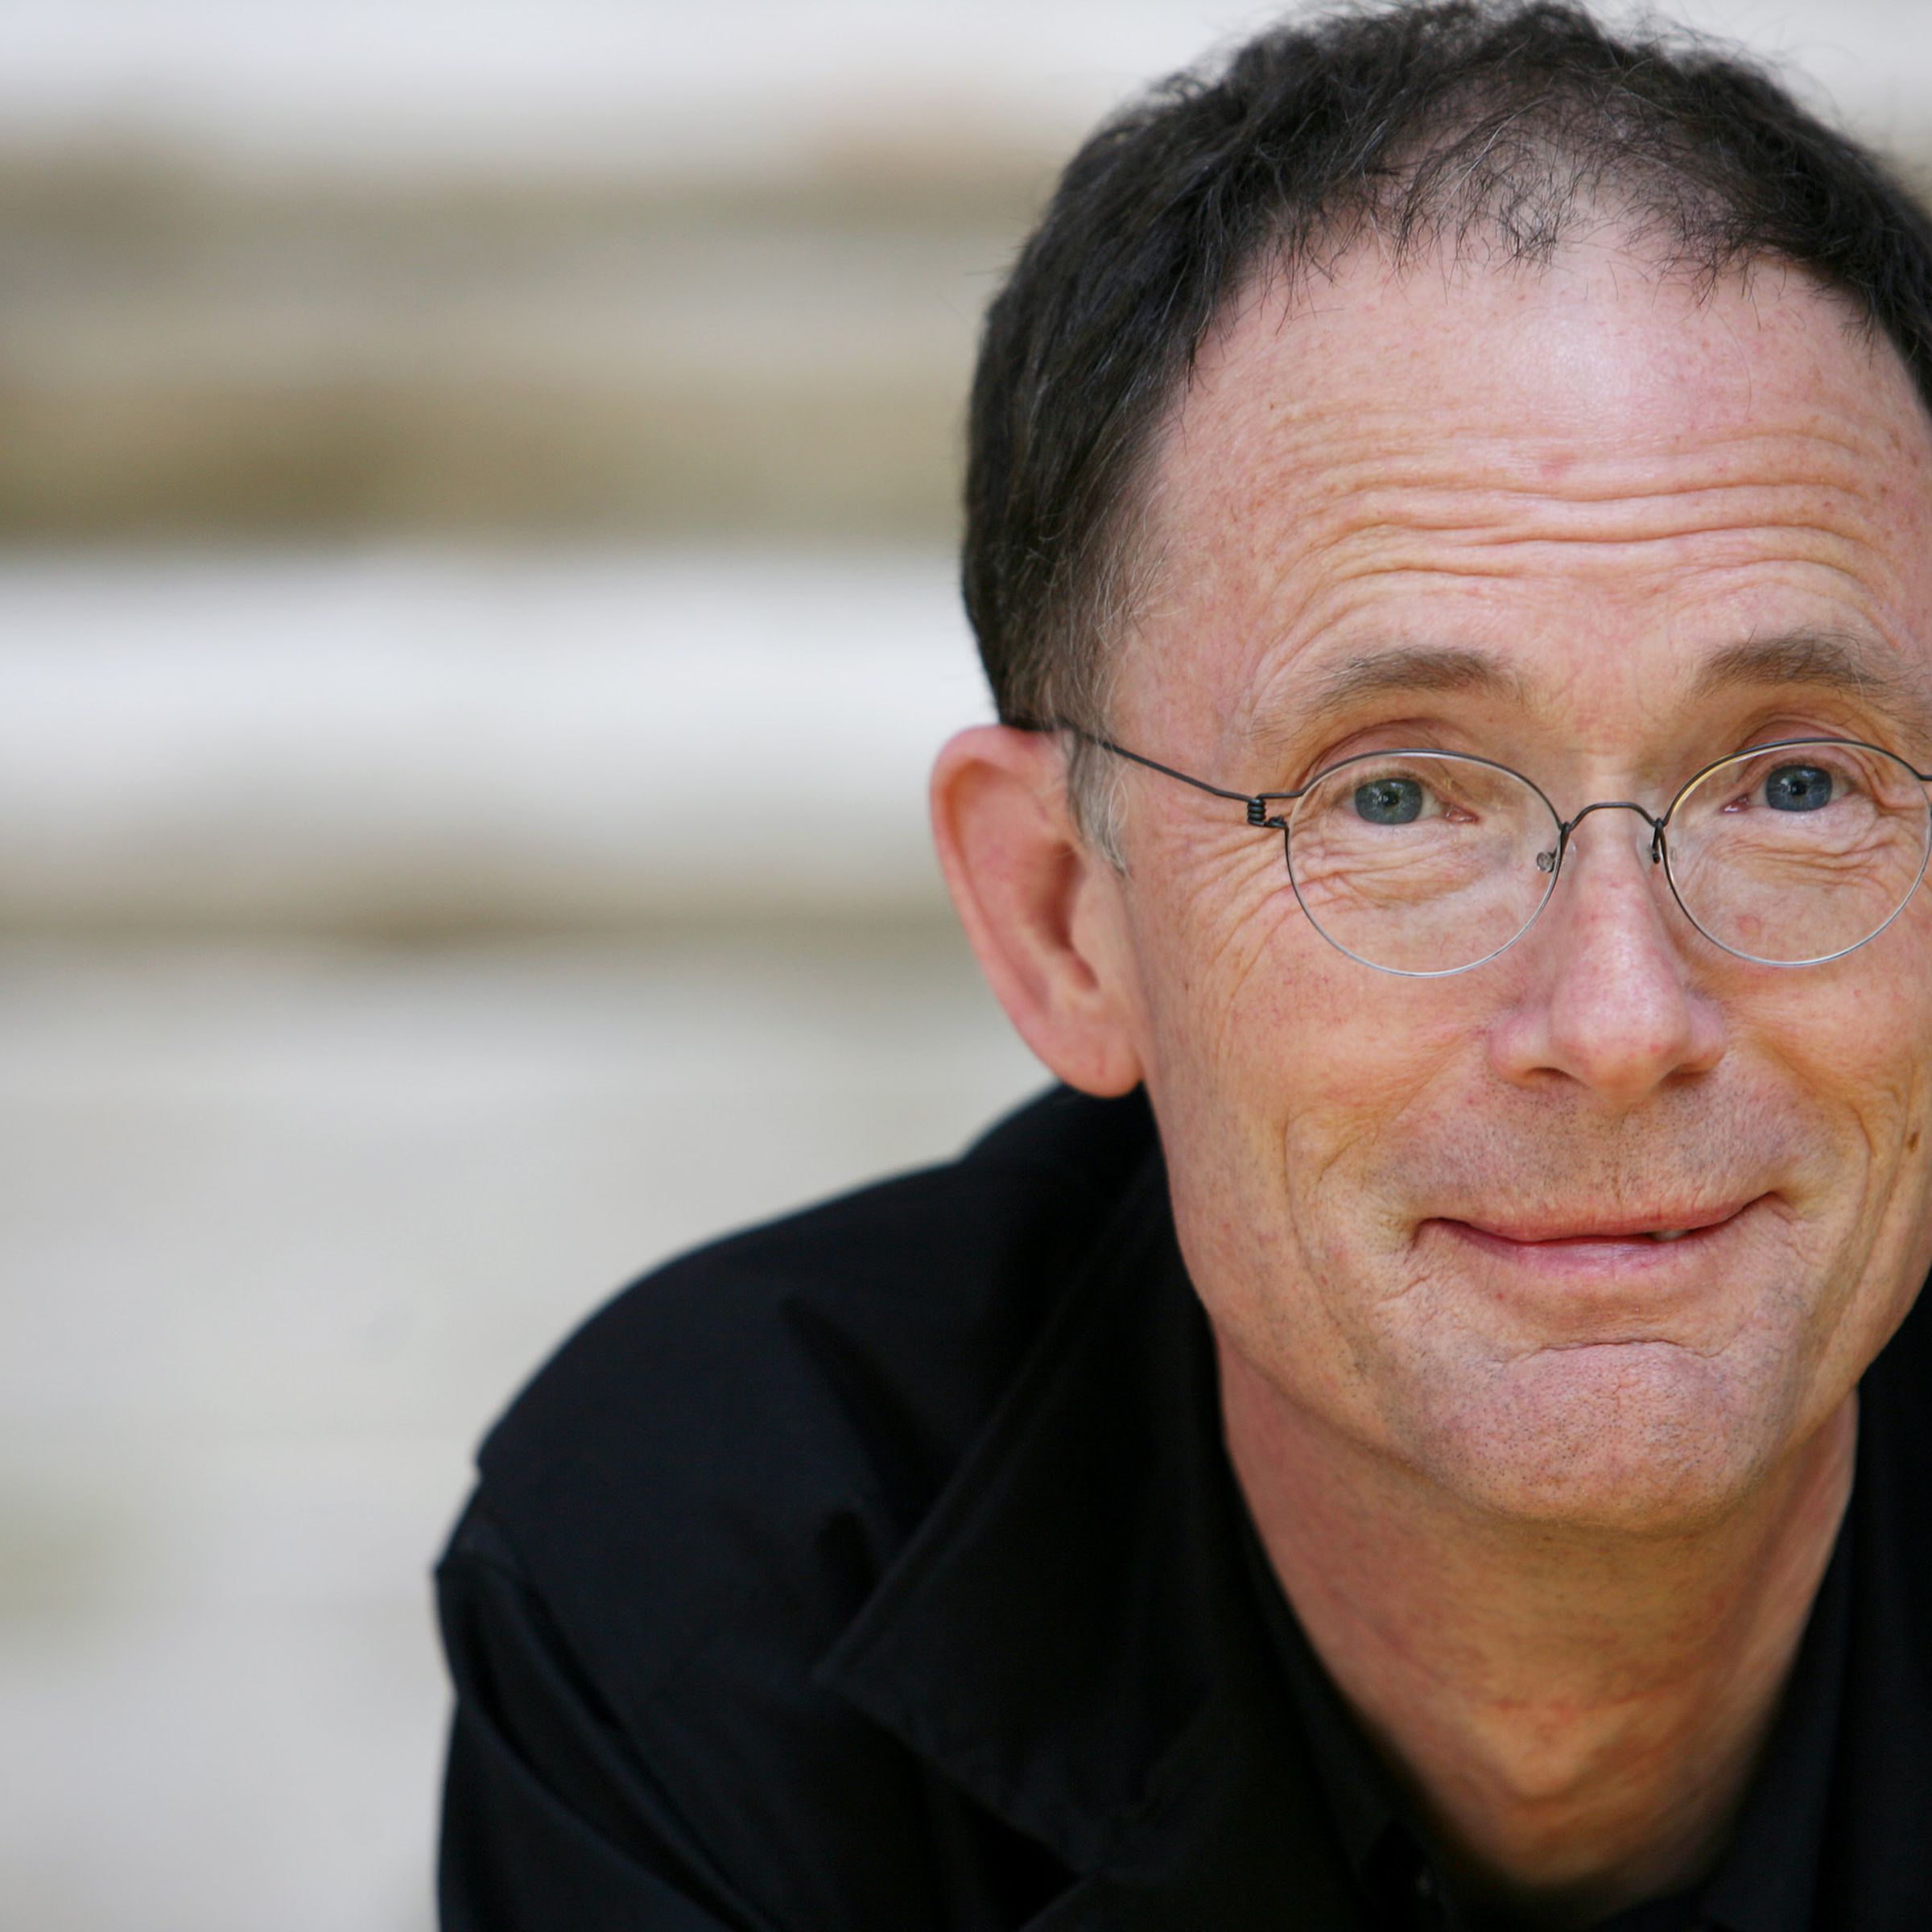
[[1424, 1199, 1764, 1282], [1447, 1203, 1751, 1245]]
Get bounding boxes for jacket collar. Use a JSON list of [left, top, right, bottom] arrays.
[[815, 1142, 1363, 1923], [1818, 1284, 1932, 1930]]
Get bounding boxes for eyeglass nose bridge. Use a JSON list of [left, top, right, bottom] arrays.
[[1535, 798, 1670, 876]]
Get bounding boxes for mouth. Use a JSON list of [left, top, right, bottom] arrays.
[[1428, 1199, 1765, 1272]]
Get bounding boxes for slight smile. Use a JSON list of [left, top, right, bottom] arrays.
[[1429, 1200, 1767, 1276]]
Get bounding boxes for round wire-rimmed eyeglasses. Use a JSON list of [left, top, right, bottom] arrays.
[[1063, 729, 1932, 977]]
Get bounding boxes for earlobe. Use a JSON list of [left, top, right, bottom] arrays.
[[930, 725, 1145, 1096]]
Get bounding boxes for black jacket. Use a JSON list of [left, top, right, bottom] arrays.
[[436, 1086, 1932, 1930]]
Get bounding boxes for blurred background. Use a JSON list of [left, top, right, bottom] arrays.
[[3, 2, 1932, 1927]]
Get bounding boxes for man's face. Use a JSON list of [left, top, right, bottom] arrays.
[[1108, 243, 1932, 1527]]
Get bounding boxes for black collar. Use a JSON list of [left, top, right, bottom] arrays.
[[817, 1135, 1932, 1931]]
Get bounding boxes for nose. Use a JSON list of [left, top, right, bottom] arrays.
[[1489, 805, 1727, 1104]]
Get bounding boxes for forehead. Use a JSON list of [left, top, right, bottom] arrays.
[[1133, 241, 1932, 753]]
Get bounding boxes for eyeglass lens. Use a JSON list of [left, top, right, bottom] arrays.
[[1283, 742, 1932, 974]]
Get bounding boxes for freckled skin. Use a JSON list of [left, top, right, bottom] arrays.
[[1113, 248, 1932, 1530]]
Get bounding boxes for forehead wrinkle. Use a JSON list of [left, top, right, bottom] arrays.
[[1206, 474, 1910, 718], [1260, 466, 1892, 555], [1214, 371, 1888, 475], [1197, 471, 1901, 674], [1195, 412, 1899, 580]]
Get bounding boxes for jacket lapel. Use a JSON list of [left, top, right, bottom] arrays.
[[815, 1150, 1367, 1928]]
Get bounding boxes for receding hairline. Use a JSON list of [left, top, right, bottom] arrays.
[[1136, 217, 1898, 564], [1100, 225, 1913, 714], [1084, 80, 1929, 712]]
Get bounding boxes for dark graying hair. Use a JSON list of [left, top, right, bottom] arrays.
[[961, 0, 1932, 848]]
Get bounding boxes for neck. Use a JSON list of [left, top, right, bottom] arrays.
[[1220, 1336, 1855, 1929]]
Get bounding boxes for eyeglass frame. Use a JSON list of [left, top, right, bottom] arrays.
[[1043, 724, 1932, 976]]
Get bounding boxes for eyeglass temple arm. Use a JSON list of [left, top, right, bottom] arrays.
[[1047, 727, 1278, 827]]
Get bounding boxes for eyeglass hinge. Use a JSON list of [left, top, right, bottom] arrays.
[[1246, 799, 1269, 827]]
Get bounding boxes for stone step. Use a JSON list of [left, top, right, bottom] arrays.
[[0, 547, 991, 931]]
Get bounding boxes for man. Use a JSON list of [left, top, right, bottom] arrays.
[[436, 4, 1932, 1926]]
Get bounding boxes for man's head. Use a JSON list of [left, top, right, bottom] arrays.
[[934, 0, 1932, 1533], [962, 0, 1932, 854]]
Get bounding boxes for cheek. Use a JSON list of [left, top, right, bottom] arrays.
[[1133, 869, 1475, 1284], [1757, 929, 1932, 1278], [1130, 814, 1479, 1145], [1666, 928, 1932, 1413], [1746, 922, 1932, 1155], [1238, 941, 1476, 1158]]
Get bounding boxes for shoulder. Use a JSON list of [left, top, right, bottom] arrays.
[[447, 1083, 1158, 1706], [437, 1084, 1156, 1926]]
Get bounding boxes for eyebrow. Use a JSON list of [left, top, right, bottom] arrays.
[[1687, 631, 1926, 732], [1294, 644, 1530, 727], [1266, 630, 1930, 746]]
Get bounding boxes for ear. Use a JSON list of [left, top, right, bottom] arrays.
[[931, 724, 1144, 1096]]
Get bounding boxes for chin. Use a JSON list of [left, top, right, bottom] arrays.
[[1397, 1339, 1794, 1536]]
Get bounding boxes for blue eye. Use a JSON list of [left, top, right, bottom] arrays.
[[1764, 764, 1834, 812], [1353, 776, 1424, 824]]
